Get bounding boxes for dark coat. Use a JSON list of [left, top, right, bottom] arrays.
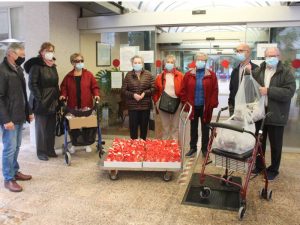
[[252, 61, 296, 126], [121, 70, 155, 111], [60, 69, 100, 109], [228, 61, 258, 114], [0, 57, 32, 124], [180, 69, 219, 123], [25, 56, 59, 115]]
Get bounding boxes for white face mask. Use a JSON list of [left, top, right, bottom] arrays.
[[44, 52, 54, 61]]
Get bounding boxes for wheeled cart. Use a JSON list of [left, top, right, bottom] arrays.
[[100, 103, 192, 181]]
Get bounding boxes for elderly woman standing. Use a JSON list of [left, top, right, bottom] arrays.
[[153, 55, 184, 140], [121, 55, 155, 140], [25, 42, 59, 161], [59, 53, 100, 153], [180, 52, 219, 157]]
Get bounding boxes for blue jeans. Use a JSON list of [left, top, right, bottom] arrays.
[[1, 124, 23, 181]]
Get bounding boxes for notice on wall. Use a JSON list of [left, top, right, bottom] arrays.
[[256, 43, 278, 57], [111, 72, 123, 89], [120, 46, 139, 71], [138, 51, 154, 63]]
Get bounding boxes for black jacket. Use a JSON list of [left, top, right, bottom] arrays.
[[228, 61, 258, 115], [0, 57, 32, 125], [252, 61, 296, 126], [25, 56, 59, 115]]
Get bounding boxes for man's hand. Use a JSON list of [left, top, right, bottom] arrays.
[[4, 121, 15, 130], [29, 114, 34, 122], [133, 93, 142, 101], [259, 87, 268, 96]]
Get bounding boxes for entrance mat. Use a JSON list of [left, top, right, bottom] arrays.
[[182, 173, 242, 211]]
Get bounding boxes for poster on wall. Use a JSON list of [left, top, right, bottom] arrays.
[[256, 43, 277, 58], [120, 46, 139, 71], [111, 72, 123, 88], [138, 51, 154, 63], [96, 42, 111, 66]]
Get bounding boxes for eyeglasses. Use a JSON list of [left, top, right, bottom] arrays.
[[73, 60, 84, 63]]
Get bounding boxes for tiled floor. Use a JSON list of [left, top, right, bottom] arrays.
[[0, 127, 300, 225]]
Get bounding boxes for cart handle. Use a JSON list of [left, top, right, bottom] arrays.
[[216, 106, 228, 122], [209, 122, 257, 138], [179, 102, 193, 122]]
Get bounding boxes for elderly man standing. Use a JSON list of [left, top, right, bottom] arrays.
[[251, 47, 296, 181], [0, 43, 34, 192], [228, 43, 258, 115]]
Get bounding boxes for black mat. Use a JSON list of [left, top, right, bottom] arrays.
[[182, 173, 242, 211]]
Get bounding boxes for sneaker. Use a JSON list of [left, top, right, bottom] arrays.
[[85, 146, 92, 153], [185, 149, 197, 157], [266, 171, 279, 181], [69, 146, 75, 154]]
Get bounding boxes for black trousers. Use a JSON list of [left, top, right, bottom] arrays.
[[190, 106, 210, 155], [128, 110, 150, 140], [35, 114, 56, 156], [255, 120, 284, 173]]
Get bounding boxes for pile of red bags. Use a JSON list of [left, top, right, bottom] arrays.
[[105, 139, 181, 162]]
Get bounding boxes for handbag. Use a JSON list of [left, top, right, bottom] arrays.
[[159, 91, 180, 114]]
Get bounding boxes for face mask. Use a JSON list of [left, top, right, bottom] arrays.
[[265, 57, 279, 67], [15, 57, 25, 66], [196, 60, 206, 69], [75, 62, 84, 70], [133, 64, 143, 72], [235, 53, 246, 62], [165, 63, 174, 71], [44, 52, 54, 61]]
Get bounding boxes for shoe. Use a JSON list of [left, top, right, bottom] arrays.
[[251, 167, 263, 175], [15, 172, 32, 181], [85, 146, 92, 153], [37, 154, 49, 161], [69, 146, 75, 154], [185, 149, 197, 157], [266, 171, 279, 181], [4, 180, 22, 192], [47, 151, 58, 157]]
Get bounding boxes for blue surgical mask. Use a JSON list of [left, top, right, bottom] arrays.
[[265, 57, 279, 67], [133, 64, 143, 72], [165, 63, 174, 71], [75, 62, 84, 70], [196, 60, 206, 69], [235, 53, 246, 62]]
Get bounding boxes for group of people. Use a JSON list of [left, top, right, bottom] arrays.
[[0, 42, 99, 192], [0, 41, 296, 192]]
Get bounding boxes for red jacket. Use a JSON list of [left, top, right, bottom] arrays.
[[180, 69, 219, 123], [153, 69, 184, 103], [60, 69, 100, 109]]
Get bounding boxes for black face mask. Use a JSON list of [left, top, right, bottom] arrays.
[[15, 57, 25, 66]]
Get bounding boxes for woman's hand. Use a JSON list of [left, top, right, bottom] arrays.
[[140, 92, 145, 99], [94, 96, 100, 101], [59, 96, 66, 101], [133, 93, 142, 101]]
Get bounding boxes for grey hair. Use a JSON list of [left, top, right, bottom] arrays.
[[264, 47, 280, 56], [165, 54, 176, 65], [194, 52, 208, 61], [131, 55, 144, 64], [6, 42, 25, 55]]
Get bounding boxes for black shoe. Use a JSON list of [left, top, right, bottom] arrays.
[[47, 151, 58, 158], [266, 171, 279, 181], [251, 167, 263, 175], [185, 149, 197, 157], [37, 154, 49, 161]]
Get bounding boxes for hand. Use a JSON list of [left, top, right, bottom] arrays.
[[133, 93, 142, 101], [94, 96, 100, 102], [245, 63, 252, 73], [4, 121, 15, 130], [29, 114, 34, 122], [59, 96, 66, 101], [189, 68, 196, 75], [140, 92, 145, 99], [259, 87, 268, 96]]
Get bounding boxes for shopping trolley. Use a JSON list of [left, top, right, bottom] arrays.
[[198, 106, 272, 220]]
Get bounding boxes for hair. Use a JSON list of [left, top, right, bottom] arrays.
[[194, 52, 208, 61], [70, 53, 84, 63], [6, 42, 24, 55], [165, 54, 176, 64], [264, 47, 280, 56], [38, 42, 55, 55], [131, 55, 144, 64]]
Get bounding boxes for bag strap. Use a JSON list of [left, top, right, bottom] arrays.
[[161, 72, 165, 90]]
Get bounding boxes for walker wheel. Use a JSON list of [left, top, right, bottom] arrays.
[[163, 172, 172, 182], [267, 189, 273, 200], [109, 170, 119, 180], [260, 188, 272, 200], [65, 152, 71, 166], [238, 206, 246, 220], [199, 187, 211, 199]]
